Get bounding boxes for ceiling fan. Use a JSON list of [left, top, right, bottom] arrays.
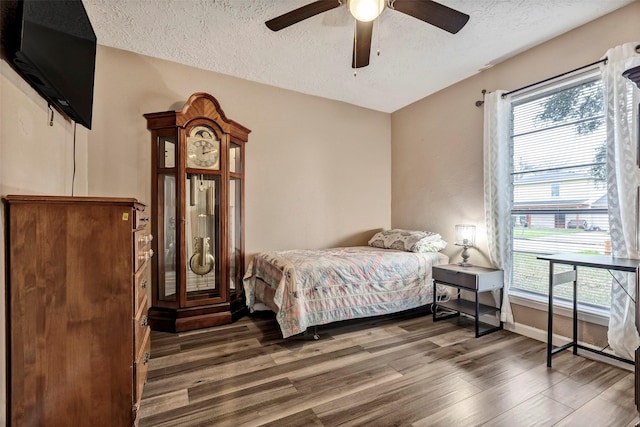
[[265, 0, 470, 69]]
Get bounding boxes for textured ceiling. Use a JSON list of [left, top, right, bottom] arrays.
[[82, 0, 635, 113]]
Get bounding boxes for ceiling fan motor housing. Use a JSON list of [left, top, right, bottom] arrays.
[[265, 0, 470, 69], [348, 0, 386, 22]]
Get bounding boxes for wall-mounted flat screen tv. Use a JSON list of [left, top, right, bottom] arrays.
[[11, 0, 97, 129]]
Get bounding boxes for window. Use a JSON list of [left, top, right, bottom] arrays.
[[509, 70, 613, 309]]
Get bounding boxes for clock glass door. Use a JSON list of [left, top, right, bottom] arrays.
[[229, 176, 242, 292], [185, 173, 221, 300], [157, 133, 177, 303], [229, 141, 243, 292], [160, 174, 177, 301], [229, 142, 241, 173]]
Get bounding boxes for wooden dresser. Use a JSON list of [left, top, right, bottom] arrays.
[[4, 196, 153, 426]]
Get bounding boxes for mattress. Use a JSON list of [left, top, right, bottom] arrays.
[[242, 246, 448, 338]]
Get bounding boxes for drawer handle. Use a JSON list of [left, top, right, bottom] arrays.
[[139, 235, 154, 246], [141, 279, 148, 289], [143, 352, 150, 364], [141, 316, 148, 327], [138, 250, 155, 264]]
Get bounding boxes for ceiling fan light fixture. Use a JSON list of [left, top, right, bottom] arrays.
[[348, 0, 385, 22]]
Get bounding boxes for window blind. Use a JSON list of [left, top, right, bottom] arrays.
[[509, 70, 612, 308]]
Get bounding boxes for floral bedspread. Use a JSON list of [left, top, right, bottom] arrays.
[[242, 246, 444, 338]]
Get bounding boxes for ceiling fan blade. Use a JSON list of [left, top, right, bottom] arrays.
[[352, 20, 373, 69], [266, 1, 344, 31], [391, 0, 469, 34]]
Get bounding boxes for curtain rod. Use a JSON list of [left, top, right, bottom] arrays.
[[502, 58, 607, 98], [475, 44, 640, 106], [502, 43, 640, 98]]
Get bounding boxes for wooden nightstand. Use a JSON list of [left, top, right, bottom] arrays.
[[432, 264, 504, 337]]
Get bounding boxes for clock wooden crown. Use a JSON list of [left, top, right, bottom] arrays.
[[145, 92, 250, 142]]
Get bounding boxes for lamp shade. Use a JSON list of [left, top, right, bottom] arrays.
[[455, 224, 476, 246], [349, 0, 385, 22]]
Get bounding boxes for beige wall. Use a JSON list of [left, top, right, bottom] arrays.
[[0, 59, 90, 426], [89, 46, 392, 255], [391, 1, 640, 344], [0, 46, 390, 419]]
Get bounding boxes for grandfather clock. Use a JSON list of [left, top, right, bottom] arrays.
[[144, 92, 250, 332]]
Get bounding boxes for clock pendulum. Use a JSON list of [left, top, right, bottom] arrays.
[[189, 175, 215, 285]]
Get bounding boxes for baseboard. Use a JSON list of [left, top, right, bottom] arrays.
[[506, 322, 634, 372]]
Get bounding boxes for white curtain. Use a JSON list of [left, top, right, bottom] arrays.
[[603, 42, 640, 360], [483, 90, 515, 324]]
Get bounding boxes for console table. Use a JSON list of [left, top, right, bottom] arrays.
[[538, 253, 639, 421]]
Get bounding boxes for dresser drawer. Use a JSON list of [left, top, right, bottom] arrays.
[[135, 295, 149, 353], [135, 328, 151, 405], [134, 209, 150, 231], [135, 263, 151, 313], [134, 230, 153, 273]]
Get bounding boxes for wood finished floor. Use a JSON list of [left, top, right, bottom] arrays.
[[139, 308, 639, 427]]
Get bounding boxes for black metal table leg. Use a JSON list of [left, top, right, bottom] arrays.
[[572, 265, 578, 355], [547, 262, 554, 367]]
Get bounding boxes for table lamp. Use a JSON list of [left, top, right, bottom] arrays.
[[455, 224, 476, 266]]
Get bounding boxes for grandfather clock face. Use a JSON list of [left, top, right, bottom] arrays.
[[186, 126, 220, 170]]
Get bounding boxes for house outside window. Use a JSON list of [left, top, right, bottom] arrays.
[[509, 70, 613, 309]]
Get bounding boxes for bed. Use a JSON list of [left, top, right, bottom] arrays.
[[242, 229, 449, 338]]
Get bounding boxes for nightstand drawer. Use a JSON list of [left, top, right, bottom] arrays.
[[434, 267, 477, 289], [433, 265, 503, 291]]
